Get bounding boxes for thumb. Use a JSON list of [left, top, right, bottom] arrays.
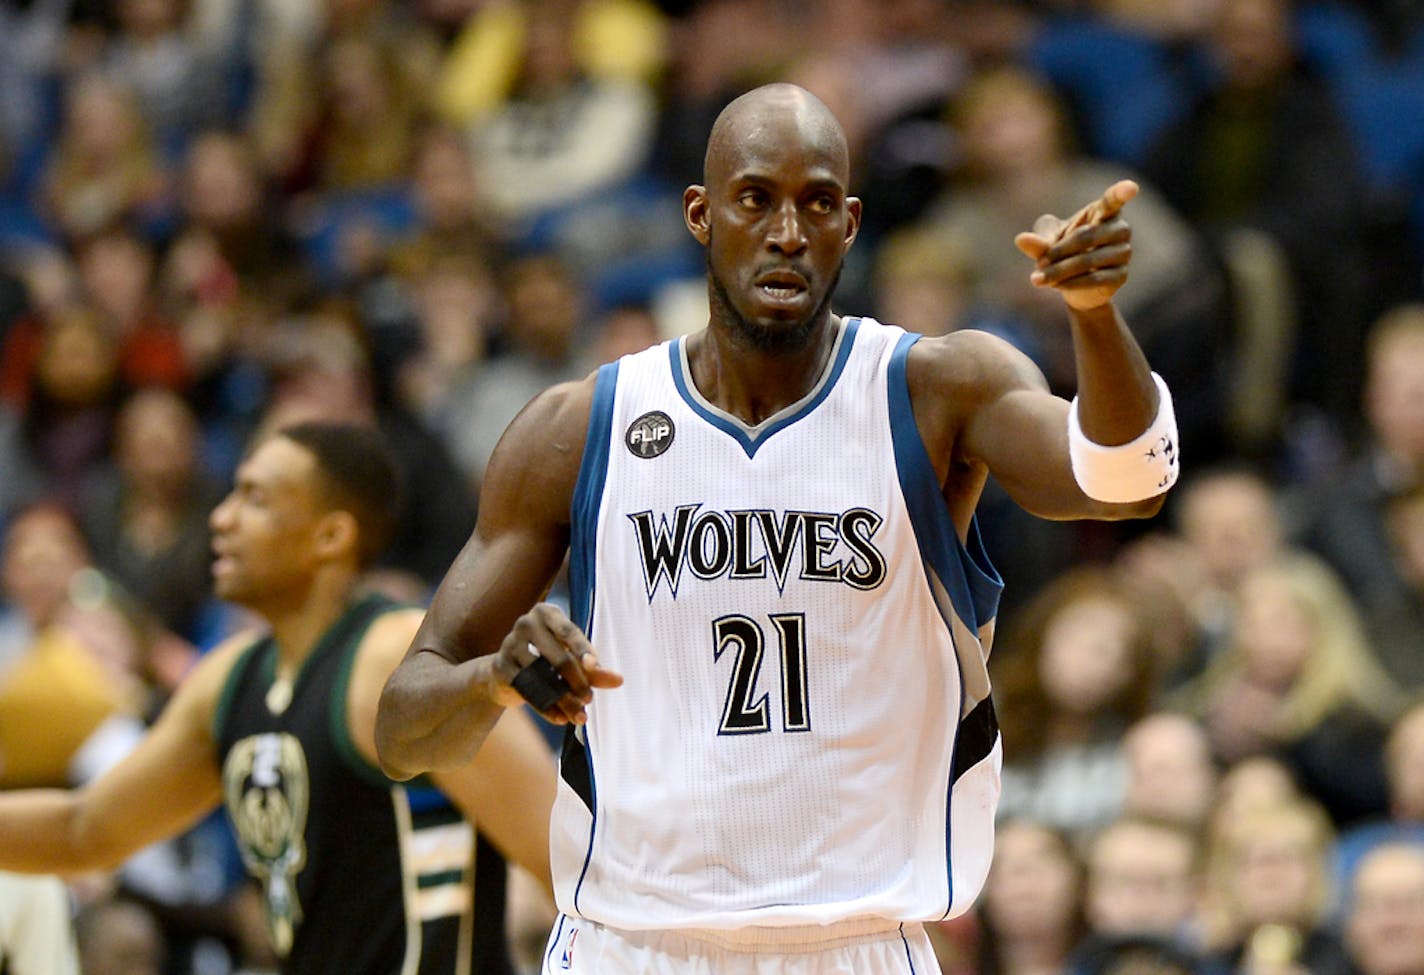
[[1015, 231, 1049, 260]]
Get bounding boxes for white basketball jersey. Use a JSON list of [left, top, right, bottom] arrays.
[[552, 316, 1004, 932]]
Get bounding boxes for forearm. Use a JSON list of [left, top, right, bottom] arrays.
[[375, 649, 508, 780], [0, 789, 122, 874], [1069, 302, 1159, 443]]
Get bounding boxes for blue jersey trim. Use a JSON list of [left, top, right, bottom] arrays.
[[885, 333, 1003, 631], [570, 361, 618, 630], [886, 330, 1004, 919], [568, 362, 617, 915], [668, 318, 861, 459]]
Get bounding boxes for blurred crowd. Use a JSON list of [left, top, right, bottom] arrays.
[[2, 0, 1424, 973]]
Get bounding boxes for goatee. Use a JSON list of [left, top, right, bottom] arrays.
[[707, 250, 841, 355]]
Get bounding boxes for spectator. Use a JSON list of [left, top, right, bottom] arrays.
[[102, 0, 226, 155], [1344, 843, 1424, 975], [1083, 816, 1203, 943], [1121, 712, 1218, 832], [1142, 0, 1370, 426], [1334, 702, 1424, 898], [73, 897, 165, 975], [1201, 798, 1353, 975], [1302, 304, 1424, 607], [1175, 555, 1399, 826], [974, 819, 1088, 975], [76, 227, 189, 393], [38, 73, 170, 242], [0, 305, 126, 514], [435, 253, 589, 490], [462, 0, 658, 229], [255, 302, 476, 591], [994, 567, 1158, 837], [0, 503, 141, 790], [1175, 467, 1285, 648], [1362, 484, 1424, 691], [78, 388, 223, 641]]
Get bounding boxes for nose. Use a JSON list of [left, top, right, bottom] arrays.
[[209, 493, 235, 532], [766, 200, 807, 255]]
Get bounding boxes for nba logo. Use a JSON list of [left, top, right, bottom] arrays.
[[559, 928, 578, 970]]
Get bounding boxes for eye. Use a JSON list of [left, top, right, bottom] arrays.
[[737, 188, 768, 210], [807, 194, 836, 215]]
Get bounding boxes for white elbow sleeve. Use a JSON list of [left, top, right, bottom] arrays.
[[1067, 372, 1180, 503]]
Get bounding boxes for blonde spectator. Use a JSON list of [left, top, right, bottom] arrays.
[[433, 0, 667, 125], [40, 74, 169, 241], [872, 227, 975, 338], [1176, 554, 1402, 825], [305, 33, 424, 192], [1201, 798, 1354, 974], [461, 0, 658, 226]]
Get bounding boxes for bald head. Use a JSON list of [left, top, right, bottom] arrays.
[[704, 84, 850, 187]]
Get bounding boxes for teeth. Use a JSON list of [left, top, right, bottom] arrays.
[[763, 285, 800, 297]]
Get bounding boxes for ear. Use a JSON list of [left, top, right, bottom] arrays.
[[684, 184, 710, 245], [314, 510, 360, 563], [843, 196, 863, 252]]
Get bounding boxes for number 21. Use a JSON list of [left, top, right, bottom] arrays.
[[713, 613, 810, 735]]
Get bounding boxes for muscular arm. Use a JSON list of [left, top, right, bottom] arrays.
[[375, 378, 605, 779], [0, 637, 246, 873], [909, 180, 1169, 525]]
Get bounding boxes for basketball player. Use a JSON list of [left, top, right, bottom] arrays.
[[375, 84, 1179, 973], [0, 423, 556, 974]]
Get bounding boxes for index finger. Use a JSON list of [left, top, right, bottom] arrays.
[[1093, 179, 1138, 222]]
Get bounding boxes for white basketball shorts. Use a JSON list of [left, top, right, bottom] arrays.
[[539, 914, 939, 974]]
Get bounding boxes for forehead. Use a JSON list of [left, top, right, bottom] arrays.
[[1357, 850, 1424, 891], [236, 437, 318, 494], [711, 111, 847, 190]]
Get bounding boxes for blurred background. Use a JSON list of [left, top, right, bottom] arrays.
[[2, 0, 1424, 973]]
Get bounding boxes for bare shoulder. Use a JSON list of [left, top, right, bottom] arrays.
[[163, 628, 266, 729], [478, 371, 601, 532], [905, 328, 1049, 406], [348, 606, 427, 758], [357, 606, 426, 675]]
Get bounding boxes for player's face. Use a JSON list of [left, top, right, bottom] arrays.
[[697, 119, 860, 351], [209, 437, 326, 608]]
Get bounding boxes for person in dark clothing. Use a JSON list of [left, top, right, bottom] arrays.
[[0, 422, 556, 974]]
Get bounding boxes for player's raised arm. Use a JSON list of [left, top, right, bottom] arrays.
[[375, 377, 624, 780], [915, 179, 1179, 521]]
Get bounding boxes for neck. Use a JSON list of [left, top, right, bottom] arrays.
[[687, 315, 841, 427], [255, 568, 362, 676]]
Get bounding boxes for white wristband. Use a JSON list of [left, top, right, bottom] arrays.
[[1067, 372, 1180, 503]]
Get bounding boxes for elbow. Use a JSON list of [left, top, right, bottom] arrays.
[[374, 684, 422, 782], [374, 713, 422, 783]]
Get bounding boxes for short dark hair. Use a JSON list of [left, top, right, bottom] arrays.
[[277, 422, 401, 568]]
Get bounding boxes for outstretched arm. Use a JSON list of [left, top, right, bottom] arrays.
[[913, 180, 1177, 522], [0, 637, 244, 873], [375, 378, 623, 780]]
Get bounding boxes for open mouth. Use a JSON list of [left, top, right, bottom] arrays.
[[755, 271, 808, 302]]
